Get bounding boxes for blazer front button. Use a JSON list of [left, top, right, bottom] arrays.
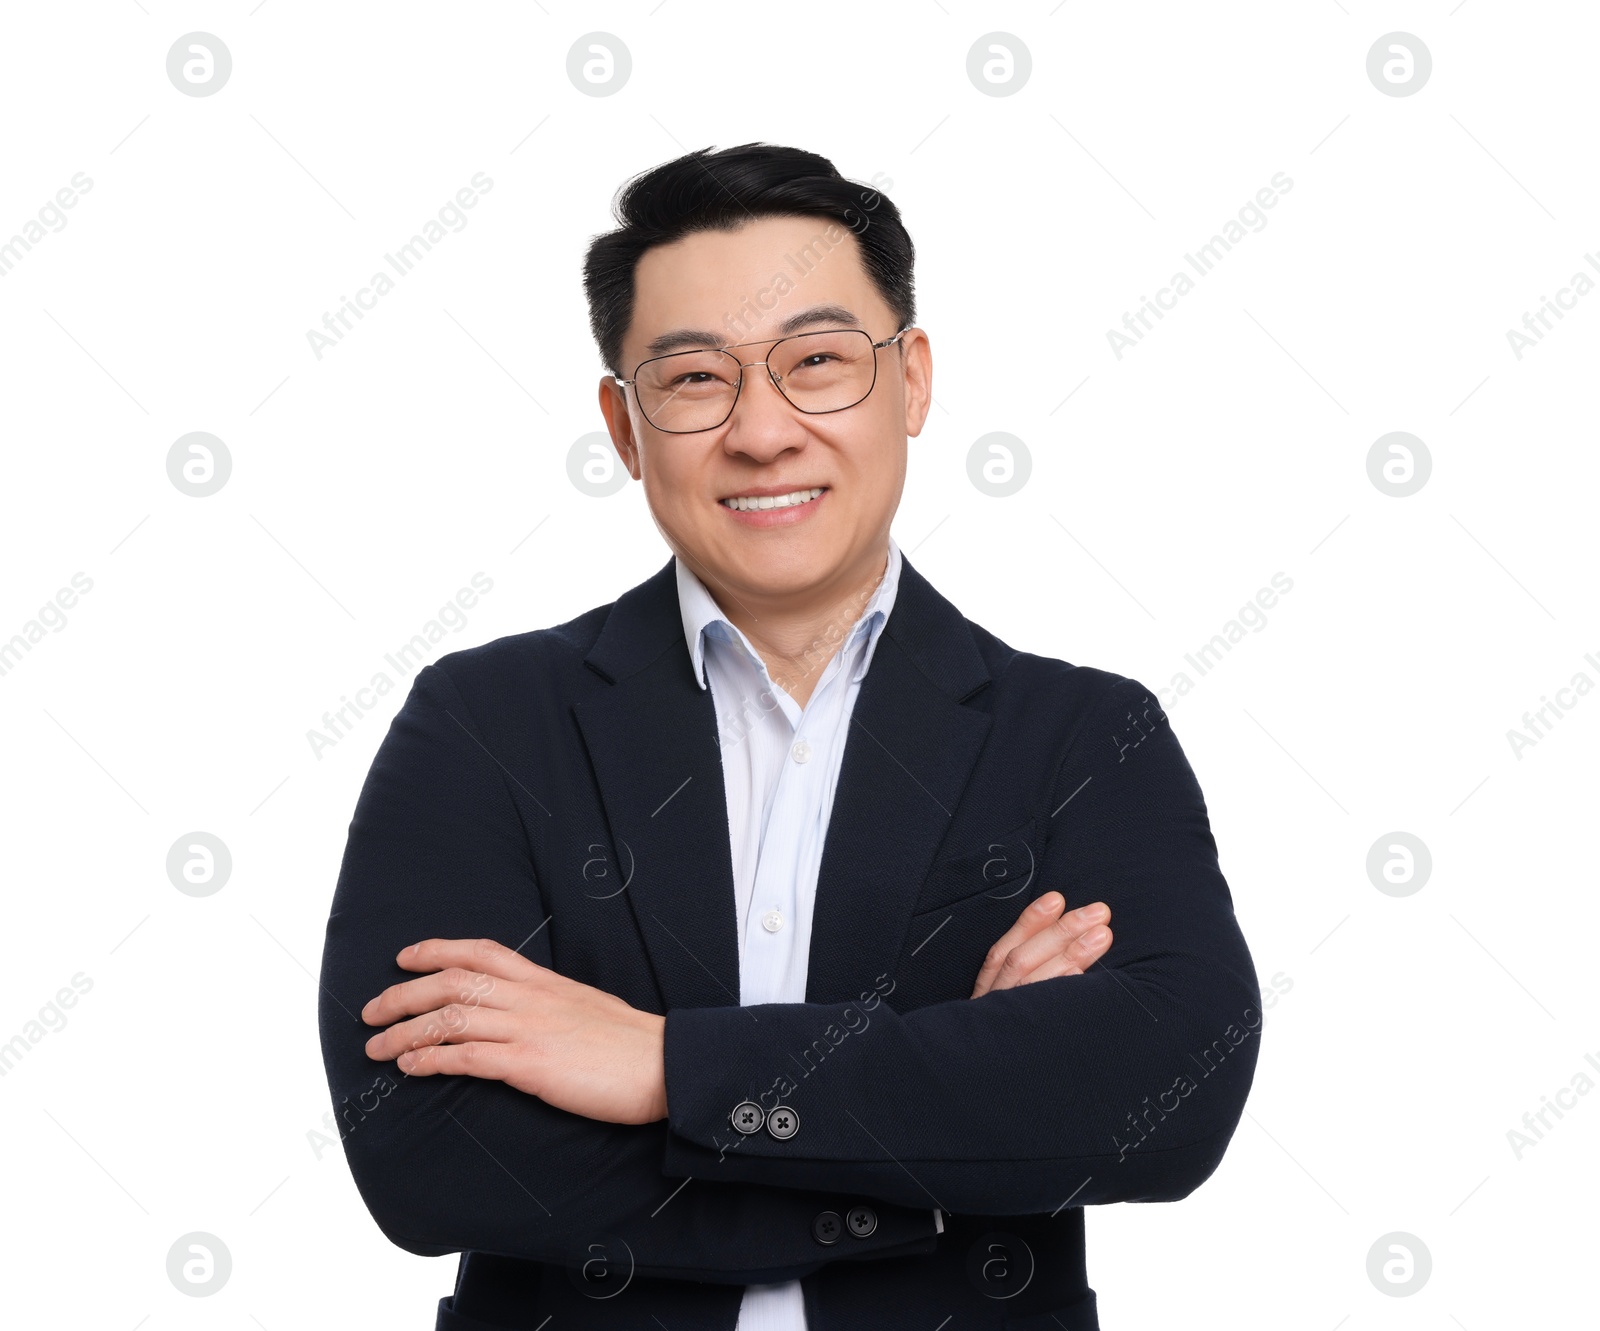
[[845, 1205, 878, 1238], [766, 1105, 799, 1139], [812, 1210, 842, 1245], [730, 1101, 765, 1134]]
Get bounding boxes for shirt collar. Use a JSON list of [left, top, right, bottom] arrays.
[[676, 537, 903, 692]]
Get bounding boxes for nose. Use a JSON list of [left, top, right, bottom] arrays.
[[722, 356, 807, 459]]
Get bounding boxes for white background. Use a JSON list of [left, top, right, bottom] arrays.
[[1, 2, 1595, 1326]]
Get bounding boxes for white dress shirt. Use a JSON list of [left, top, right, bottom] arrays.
[[675, 537, 909, 1331]]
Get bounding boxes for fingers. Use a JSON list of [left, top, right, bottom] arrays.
[[971, 892, 1068, 999], [975, 900, 1112, 997], [1013, 941, 1112, 986], [361, 966, 507, 1026], [394, 1038, 521, 1079], [365, 1001, 520, 1062], [395, 937, 544, 983], [1000, 903, 1110, 988]]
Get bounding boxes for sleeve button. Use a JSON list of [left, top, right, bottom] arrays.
[[729, 1100, 764, 1134], [812, 1210, 842, 1245], [845, 1205, 878, 1238]]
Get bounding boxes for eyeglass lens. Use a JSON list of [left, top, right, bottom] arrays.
[[635, 329, 878, 433]]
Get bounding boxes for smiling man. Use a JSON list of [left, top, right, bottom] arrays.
[[318, 143, 1261, 1331]]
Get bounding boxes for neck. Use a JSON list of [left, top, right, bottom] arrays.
[[710, 545, 890, 709]]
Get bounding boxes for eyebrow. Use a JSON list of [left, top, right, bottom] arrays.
[[641, 304, 863, 357]]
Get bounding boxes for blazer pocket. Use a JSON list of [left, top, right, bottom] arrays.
[[910, 818, 1040, 917]]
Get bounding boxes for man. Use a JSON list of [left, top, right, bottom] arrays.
[[317, 143, 1261, 1331]]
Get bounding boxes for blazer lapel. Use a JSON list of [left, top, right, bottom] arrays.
[[573, 559, 742, 1014], [804, 560, 992, 1003], [572, 553, 993, 1015]]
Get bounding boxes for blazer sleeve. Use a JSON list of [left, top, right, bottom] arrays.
[[659, 675, 1263, 1214], [316, 662, 941, 1283]]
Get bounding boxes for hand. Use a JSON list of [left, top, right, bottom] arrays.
[[970, 894, 1112, 998], [361, 938, 669, 1125]]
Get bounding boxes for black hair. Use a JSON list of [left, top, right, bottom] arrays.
[[582, 142, 916, 378]]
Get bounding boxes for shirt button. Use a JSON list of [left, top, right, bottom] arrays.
[[762, 909, 785, 933], [791, 739, 812, 764]]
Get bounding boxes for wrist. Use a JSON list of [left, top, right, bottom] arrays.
[[646, 1011, 669, 1122]]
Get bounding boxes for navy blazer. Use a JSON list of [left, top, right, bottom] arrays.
[[317, 553, 1261, 1330]]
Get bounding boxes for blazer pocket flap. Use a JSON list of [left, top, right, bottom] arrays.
[[912, 818, 1040, 916]]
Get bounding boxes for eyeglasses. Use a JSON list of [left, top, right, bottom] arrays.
[[613, 326, 910, 434]]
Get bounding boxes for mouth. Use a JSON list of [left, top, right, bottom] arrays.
[[718, 486, 826, 512], [716, 485, 829, 528]]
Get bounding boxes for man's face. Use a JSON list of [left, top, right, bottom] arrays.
[[599, 214, 931, 607]]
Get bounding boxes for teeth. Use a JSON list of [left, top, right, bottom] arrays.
[[721, 487, 824, 511]]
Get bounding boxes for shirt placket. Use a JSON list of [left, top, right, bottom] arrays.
[[739, 633, 861, 1006]]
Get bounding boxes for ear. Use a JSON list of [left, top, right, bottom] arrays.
[[597, 375, 643, 479], [899, 329, 933, 439]]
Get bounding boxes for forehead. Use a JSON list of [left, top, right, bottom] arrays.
[[628, 214, 885, 355]]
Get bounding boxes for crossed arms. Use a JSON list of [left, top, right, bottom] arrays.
[[317, 663, 1260, 1284]]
